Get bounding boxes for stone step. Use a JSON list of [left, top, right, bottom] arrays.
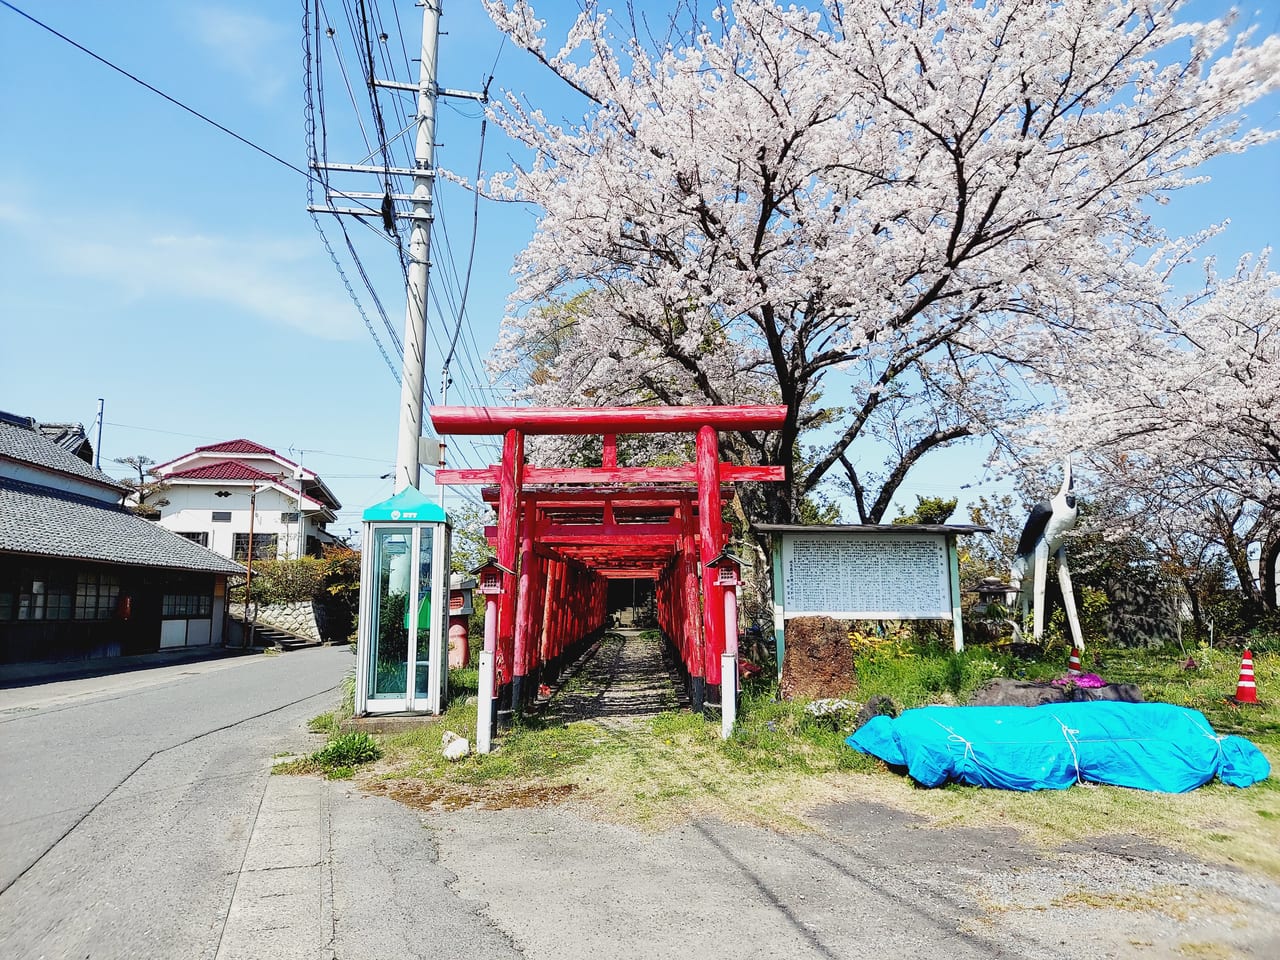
[[226, 612, 322, 651]]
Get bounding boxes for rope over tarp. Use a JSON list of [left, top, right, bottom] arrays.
[[848, 702, 1271, 792]]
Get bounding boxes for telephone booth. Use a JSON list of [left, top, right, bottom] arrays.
[[354, 487, 451, 715]]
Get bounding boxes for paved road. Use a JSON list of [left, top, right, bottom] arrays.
[[0, 647, 351, 958], [6, 639, 1278, 960]]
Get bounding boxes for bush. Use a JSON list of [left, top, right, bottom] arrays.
[[231, 557, 325, 605], [311, 731, 381, 770]]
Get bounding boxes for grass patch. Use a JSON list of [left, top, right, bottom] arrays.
[[1053, 885, 1242, 921], [306, 670, 355, 738], [308, 712, 340, 736], [450, 666, 479, 700], [314, 731, 382, 767], [277, 730, 383, 780], [320, 648, 1280, 877]]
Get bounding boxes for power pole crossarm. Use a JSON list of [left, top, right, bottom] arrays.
[[373, 78, 486, 102], [312, 161, 425, 176], [306, 2, 482, 492]]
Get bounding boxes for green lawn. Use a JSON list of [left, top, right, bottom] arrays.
[[300, 641, 1280, 878]]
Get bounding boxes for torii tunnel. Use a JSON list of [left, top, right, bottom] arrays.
[[431, 405, 786, 748]]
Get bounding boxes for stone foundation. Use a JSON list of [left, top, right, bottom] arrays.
[[256, 601, 324, 642]]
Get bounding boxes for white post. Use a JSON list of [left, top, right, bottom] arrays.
[[296, 456, 306, 559], [1032, 540, 1050, 641], [392, 1, 442, 494], [1056, 548, 1086, 652], [721, 587, 738, 739], [947, 534, 964, 652], [477, 651, 495, 754], [476, 594, 498, 754]]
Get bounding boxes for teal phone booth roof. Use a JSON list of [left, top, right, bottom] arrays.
[[362, 486, 449, 524]]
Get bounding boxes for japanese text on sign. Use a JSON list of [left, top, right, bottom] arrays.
[[780, 533, 952, 620]]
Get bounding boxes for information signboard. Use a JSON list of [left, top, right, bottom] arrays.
[[780, 532, 952, 620]]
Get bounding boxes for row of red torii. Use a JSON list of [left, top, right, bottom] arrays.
[[431, 404, 787, 753]]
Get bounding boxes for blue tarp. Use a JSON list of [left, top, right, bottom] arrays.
[[846, 702, 1271, 792]]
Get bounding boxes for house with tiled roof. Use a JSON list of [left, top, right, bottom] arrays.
[[153, 440, 342, 562], [0, 412, 243, 665]]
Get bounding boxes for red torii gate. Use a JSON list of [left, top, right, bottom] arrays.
[[431, 405, 786, 730]]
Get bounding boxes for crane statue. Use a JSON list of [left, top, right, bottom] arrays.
[[1009, 459, 1085, 650]]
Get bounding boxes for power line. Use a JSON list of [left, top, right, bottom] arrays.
[[3, 0, 318, 191], [304, 0, 400, 379]]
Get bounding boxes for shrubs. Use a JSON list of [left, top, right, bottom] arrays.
[[228, 546, 362, 641], [278, 729, 383, 779], [312, 731, 382, 769], [240, 557, 326, 605]]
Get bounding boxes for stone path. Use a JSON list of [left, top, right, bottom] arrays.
[[215, 776, 330, 960], [540, 629, 684, 728]]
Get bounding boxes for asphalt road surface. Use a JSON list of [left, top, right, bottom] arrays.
[[5, 640, 1278, 960], [0, 647, 352, 959]]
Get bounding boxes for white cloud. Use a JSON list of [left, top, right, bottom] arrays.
[[63, 229, 363, 341], [188, 7, 291, 104], [0, 198, 359, 342]]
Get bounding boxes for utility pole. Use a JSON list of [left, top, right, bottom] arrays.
[[391, 1, 441, 494], [297, 454, 307, 559], [243, 485, 257, 648], [308, 1, 483, 494], [93, 398, 104, 469]]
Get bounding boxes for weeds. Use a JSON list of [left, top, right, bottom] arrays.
[[298, 645, 1280, 876], [308, 712, 340, 736], [277, 730, 383, 779]]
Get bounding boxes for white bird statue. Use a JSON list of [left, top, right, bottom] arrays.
[[1009, 459, 1085, 649]]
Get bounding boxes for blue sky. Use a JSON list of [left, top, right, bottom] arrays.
[[1, 1, 1276, 534]]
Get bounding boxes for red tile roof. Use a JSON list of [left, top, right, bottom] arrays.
[[166, 460, 281, 483], [164, 459, 329, 510], [194, 439, 276, 456]]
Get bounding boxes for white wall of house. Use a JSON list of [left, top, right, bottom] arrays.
[[0, 461, 120, 504], [158, 484, 330, 560]]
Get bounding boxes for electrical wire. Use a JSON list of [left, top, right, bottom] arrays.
[[305, 0, 400, 379], [305, 0, 510, 470], [0, 0, 389, 228], [0, 1, 312, 179]]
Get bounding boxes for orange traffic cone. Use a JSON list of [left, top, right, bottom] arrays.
[[1067, 647, 1083, 676], [1235, 649, 1258, 704]]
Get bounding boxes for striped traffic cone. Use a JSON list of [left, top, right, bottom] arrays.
[[1067, 647, 1083, 677], [1235, 649, 1258, 704]]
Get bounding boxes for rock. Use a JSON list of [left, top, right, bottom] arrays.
[[969, 678, 1144, 706], [441, 730, 470, 761], [969, 679, 1069, 707], [1071, 683, 1143, 703], [852, 694, 899, 730], [780, 616, 857, 700]]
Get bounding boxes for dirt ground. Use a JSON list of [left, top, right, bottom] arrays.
[[395, 632, 1280, 958]]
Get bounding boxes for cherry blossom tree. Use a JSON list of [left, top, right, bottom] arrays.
[[482, 0, 1279, 526], [1031, 254, 1280, 609]]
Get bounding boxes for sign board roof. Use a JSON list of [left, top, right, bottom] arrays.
[[755, 523, 991, 535]]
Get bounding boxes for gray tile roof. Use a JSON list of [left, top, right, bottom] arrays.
[[0, 416, 124, 492], [37, 421, 93, 460], [0, 478, 244, 575]]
